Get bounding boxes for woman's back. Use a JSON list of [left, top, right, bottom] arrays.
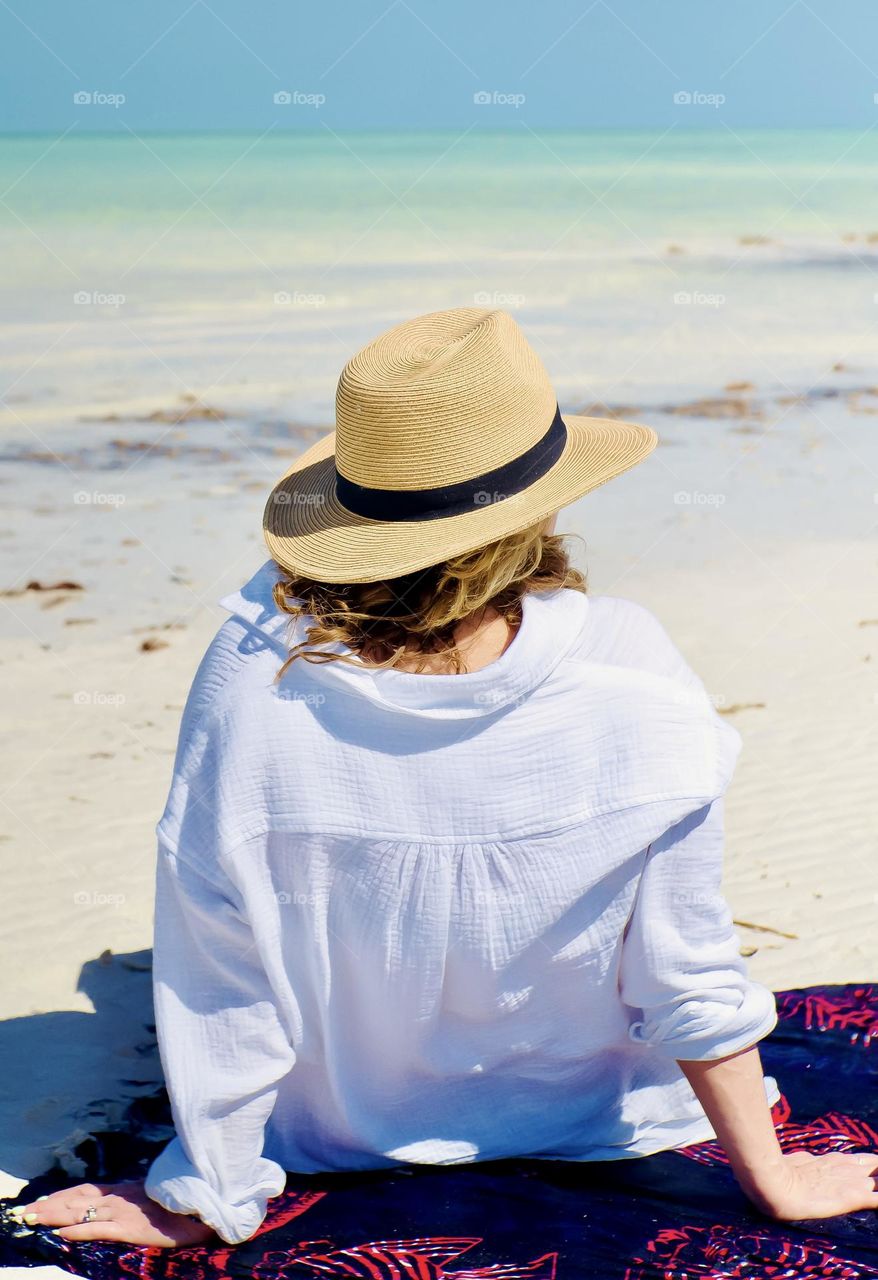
[[145, 562, 776, 1238], [175, 561, 729, 841]]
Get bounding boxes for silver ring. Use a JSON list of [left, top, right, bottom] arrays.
[[81, 1205, 97, 1224]]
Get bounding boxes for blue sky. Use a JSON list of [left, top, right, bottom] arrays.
[[2, 0, 878, 132]]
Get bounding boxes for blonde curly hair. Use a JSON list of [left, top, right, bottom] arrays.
[[271, 523, 585, 678]]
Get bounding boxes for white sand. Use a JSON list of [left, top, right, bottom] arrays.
[[1, 385, 876, 1253]]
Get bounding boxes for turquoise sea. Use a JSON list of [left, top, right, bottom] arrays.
[[2, 127, 877, 658], [1, 128, 877, 424]]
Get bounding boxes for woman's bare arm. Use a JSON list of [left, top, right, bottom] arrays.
[[679, 1045, 878, 1219]]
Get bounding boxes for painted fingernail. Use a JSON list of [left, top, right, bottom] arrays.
[[36, 1195, 48, 1201], [23, 1213, 38, 1224]]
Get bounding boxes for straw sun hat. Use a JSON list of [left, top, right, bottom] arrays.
[[263, 308, 657, 583]]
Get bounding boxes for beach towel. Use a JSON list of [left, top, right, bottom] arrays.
[[2, 983, 878, 1279]]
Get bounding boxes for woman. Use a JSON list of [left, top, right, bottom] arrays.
[[16, 308, 878, 1247]]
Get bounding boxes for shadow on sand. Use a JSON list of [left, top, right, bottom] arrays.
[[0, 948, 170, 1187]]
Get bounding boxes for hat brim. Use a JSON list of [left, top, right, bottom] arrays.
[[263, 415, 657, 583]]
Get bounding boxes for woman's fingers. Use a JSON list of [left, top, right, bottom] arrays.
[[20, 1204, 104, 1228], [848, 1182, 878, 1210], [7, 1180, 207, 1248], [14, 1182, 107, 1216], [782, 1149, 878, 1170], [814, 1151, 878, 1175], [825, 1168, 878, 1210], [52, 1214, 185, 1248], [52, 1220, 129, 1243], [11, 1184, 112, 1227]]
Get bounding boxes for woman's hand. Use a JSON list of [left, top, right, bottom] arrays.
[[10, 1179, 216, 1249], [679, 1049, 878, 1221], [743, 1150, 878, 1220]]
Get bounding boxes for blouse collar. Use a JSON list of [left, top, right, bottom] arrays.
[[219, 560, 589, 721]]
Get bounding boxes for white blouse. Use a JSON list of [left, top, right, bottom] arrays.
[[144, 561, 778, 1244]]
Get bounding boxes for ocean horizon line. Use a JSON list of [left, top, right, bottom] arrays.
[[0, 124, 873, 142]]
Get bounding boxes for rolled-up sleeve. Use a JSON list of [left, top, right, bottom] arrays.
[[145, 842, 296, 1244], [619, 799, 777, 1062]]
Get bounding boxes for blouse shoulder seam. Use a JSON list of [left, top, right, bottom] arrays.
[[197, 789, 726, 859]]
